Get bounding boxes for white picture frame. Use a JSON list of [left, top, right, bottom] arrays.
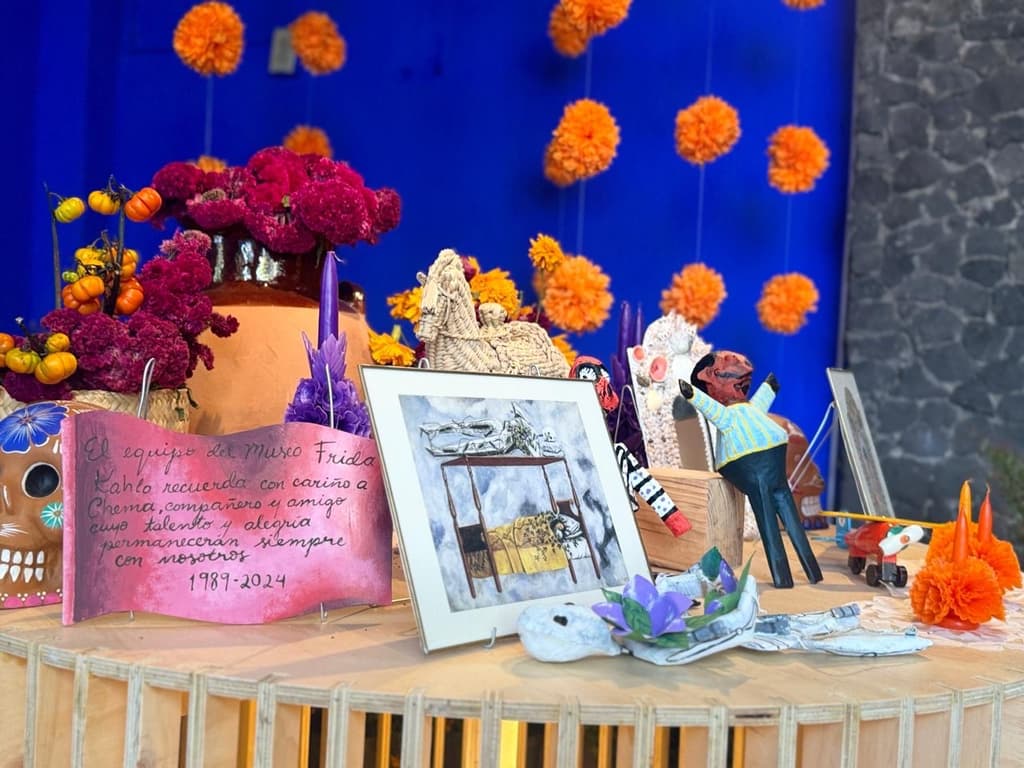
[[826, 368, 895, 519], [360, 366, 650, 653]]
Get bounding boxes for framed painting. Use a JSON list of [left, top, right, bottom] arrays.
[[826, 368, 895, 519], [360, 366, 650, 652]]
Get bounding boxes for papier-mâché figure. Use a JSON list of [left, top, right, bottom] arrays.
[[678, 351, 822, 588]]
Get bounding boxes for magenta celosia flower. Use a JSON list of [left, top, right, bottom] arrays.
[[187, 195, 247, 231], [1, 371, 72, 403], [245, 147, 309, 211], [152, 161, 204, 203], [374, 188, 402, 237], [243, 209, 318, 253], [291, 179, 371, 246]]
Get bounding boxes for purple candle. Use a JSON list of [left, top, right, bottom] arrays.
[[318, 251, 339, 348]]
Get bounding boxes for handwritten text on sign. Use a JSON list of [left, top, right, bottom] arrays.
[[61, 412, 392, 625]]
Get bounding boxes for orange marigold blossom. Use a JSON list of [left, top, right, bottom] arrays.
[[783, 0, 826, 9], [757, 273, 819, 334], [368, 330, 415, 367], [547, 99, 621, 184], [768, 125, 830, 193], [551, 333, 578, 367], [470, 268, 521, 319], [193, 155, 226, 172], [387, 286, 422, 325], [283, 125, 333, 158], [659, 263, 727, 329], [675, 96, 741, 165], [927, 519, 1022, 591], [561, 0, 632, 37], [542, 255, 613, 333], [529, 234, 566, 273], [909, 561, 955, 625], [948, 557, 1005, 624], [173, 2, 245, 77], [548, 2, 589, 58], [290, 11, 346, 75]]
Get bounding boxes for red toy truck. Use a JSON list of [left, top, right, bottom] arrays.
[[844, 521, 924, 588]]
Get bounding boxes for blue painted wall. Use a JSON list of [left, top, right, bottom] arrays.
[[6, 0, 855, 478]]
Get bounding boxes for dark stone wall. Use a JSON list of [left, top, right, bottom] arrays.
[[841, 0, 1024, 535]]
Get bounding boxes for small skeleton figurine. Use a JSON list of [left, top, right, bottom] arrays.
[[678, 351, 822, 589], [615, 443, 691, 536], [570, 356, 619, 412]]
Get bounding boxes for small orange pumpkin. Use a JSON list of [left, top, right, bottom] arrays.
[[124, 187, 162, 222]]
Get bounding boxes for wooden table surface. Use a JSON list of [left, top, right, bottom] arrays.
[[1, 537, 1022, 767]]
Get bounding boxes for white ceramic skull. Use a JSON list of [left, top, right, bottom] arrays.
[[0, 400, 101, 609]]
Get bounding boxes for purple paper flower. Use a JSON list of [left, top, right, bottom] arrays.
[[284, 332, 371, 437], [705, 560, 739, 615], [592, 574, 693, 639]]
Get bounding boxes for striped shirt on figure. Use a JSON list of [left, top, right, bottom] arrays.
[[687, 383, 788, 469]]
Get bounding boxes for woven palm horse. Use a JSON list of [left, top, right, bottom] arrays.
[[415, 249, 570, 377]]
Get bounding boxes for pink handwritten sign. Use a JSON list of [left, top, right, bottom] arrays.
[[61, 412, 392, 625]]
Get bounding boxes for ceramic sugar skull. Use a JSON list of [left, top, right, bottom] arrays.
[[0, 400, 101, 609]]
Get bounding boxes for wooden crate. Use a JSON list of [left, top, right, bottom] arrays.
[[634, 467, 745, 571]]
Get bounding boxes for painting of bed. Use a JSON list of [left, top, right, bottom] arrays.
[[398, 394, 629, 612]]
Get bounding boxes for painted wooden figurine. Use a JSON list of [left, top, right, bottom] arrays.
[[678, 351, 822, 588]]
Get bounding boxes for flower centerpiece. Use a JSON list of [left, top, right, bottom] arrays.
[[151, 147, 401, 301], [1, 225, 239, 430]]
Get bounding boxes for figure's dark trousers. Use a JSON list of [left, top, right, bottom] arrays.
[[718, 445, 823, 589]]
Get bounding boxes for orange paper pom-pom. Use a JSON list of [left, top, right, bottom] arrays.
[[470, 268, 521, 319], [546, 99, 621, 185], [548, 2, 590, 58], [768, 125, 830, 193], [529, 234, 566, 273], [173, 2, 245, 77], [543, 255, 613, 333], [757, 273, 819, 334], [544, 142, 577, 188], [909, 561, 955, 625], [783, 0, 826, 8], [659, 263, 727, 329], [290, 11, 346, 75], [283, 125, 333, 158], [675, 96, 741, 165], [560, 0, 632, 37]]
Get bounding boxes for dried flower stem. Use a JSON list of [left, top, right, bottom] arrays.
[[44, 183, 61, 309]]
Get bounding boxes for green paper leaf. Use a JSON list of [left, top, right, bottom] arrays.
[[601, 589, 624, 604], [653, 631, 691, 649], [699, 547, 723, 579], [622, 597, 652, 637]]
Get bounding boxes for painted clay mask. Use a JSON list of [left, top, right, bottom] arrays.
[[694, 350, 753, 405], [0, 401, 100, 608]]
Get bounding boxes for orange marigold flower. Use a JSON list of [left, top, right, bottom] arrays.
[[948, 557, 1005, 624], [543, 255, 613, 333], [783, 0, 825, 8], [659, 263, 727, 329], [193, 155, 227, 172], [675, 96, 741, 166], [561, 0, 632, 37], [369, 330, 416, 367], [977, 538, 1023, 591], [547, 99, 621, 185], [290, 11, 346, 75], [909, 560, 955, 625], [757, 273, 819, 334], [551, 333, 578, 367], [768, 125, 830, 193], [173, 2, 245, 77], [926, 520, 980, 563], [470, 268, 521, 319], [529, 234, 566, 273], [283, 125, 333, 158], [387, 286, 422, 325], [549, 2, 590, 58]]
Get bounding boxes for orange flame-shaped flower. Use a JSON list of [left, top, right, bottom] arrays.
[[173, 2, 245, 77], [675, 96, 741, 166]]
